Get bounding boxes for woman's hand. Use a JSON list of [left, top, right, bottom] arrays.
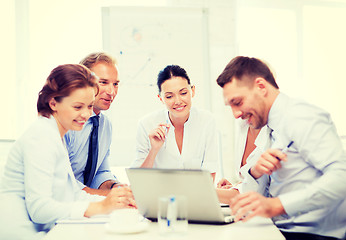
[[148, 123, 170, 151], [139, 123, 170, 168], [102, 187, 137, 212], [84, 186, 136, 217], [217, 178, 233, 189]]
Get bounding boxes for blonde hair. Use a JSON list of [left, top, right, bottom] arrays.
[[79, 52, 117, 69]]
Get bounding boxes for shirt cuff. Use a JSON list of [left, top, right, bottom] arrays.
[[75, 188, 106, 202], [69, 201, 90, 219], [76, 180, 86, 190], [278, 189, 309, 216], [90, 172, 117, 189], [240, 169, 268, 194]]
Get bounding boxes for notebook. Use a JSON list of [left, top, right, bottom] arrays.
[[126, 168, 234, 224]]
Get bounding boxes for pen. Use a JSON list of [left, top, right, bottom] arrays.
[[282, 141, 294, 154], [164, 119, 169, 148], [277, 141, 294, 160]]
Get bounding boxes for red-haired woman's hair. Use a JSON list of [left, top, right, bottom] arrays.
[[37, 64, 98, 118]]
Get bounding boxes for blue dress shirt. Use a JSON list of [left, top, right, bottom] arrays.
[[64, 112, 117, 189], [243, 93, 346, 239]]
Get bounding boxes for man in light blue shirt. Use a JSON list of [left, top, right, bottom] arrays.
[[217, 56, 346, 240], [64, 52, 123, 196]]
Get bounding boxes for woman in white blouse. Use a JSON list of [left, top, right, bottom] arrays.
[[0, 64, 135, 240], [132, 65, 219, 180]]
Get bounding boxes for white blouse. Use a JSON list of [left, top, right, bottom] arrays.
[[233, 119, 271, 193], [0, 116, 102, 239], [132, 107, 219, 174]]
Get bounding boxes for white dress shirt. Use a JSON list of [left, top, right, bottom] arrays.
[[0, 116, 103, 239], [132, 107, 219, 173], [242, 93, 346, 238]]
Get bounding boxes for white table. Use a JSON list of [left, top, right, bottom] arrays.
[[44, 217, 285, 240], [44, 167, 284, 239]]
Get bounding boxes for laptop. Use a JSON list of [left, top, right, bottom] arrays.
[[126, 168, 234, 224]]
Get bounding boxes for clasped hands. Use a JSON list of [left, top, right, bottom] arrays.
[[103, 186, 137, 213]]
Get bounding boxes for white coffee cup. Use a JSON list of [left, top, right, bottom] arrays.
[[109, 208, 141, 228]]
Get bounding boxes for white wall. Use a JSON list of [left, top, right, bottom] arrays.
[[1, 0, 346, 184], [1, 0, 239, 182], [16, 0, 104, 137], [0, 140, 14, 185], [0, 0, 16, 140]]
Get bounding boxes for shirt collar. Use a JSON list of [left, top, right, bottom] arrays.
[[184, 107, 195, 126], [267, 92, 289, 132], [255, 125, 272, 149], [89, 111, 102, 123]]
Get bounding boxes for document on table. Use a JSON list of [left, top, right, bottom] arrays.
[[56, 215, 109, 224]]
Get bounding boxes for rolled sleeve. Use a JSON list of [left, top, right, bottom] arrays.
[[90, 171, 116, 189], [276, 110, 346, 216], [278, 189, 308, 216]]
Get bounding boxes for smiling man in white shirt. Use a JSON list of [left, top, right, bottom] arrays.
[[217, 56, 346, 240]]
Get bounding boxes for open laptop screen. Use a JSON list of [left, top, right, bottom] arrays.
[[126, 168, 233, 224]]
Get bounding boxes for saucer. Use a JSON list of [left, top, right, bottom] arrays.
[[105, 221, 149, 234]]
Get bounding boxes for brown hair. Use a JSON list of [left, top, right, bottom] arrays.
[[37, 64, 98, 118], [79, 52, 117, 69], [216, 56, 279, 89]]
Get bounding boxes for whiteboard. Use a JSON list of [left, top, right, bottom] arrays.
[[102, 6, 210, 166]]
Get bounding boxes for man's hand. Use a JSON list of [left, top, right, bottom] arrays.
[[217, 178, 233, 189], [229, 192, 285, 222], [250, 148, 288, 179]]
